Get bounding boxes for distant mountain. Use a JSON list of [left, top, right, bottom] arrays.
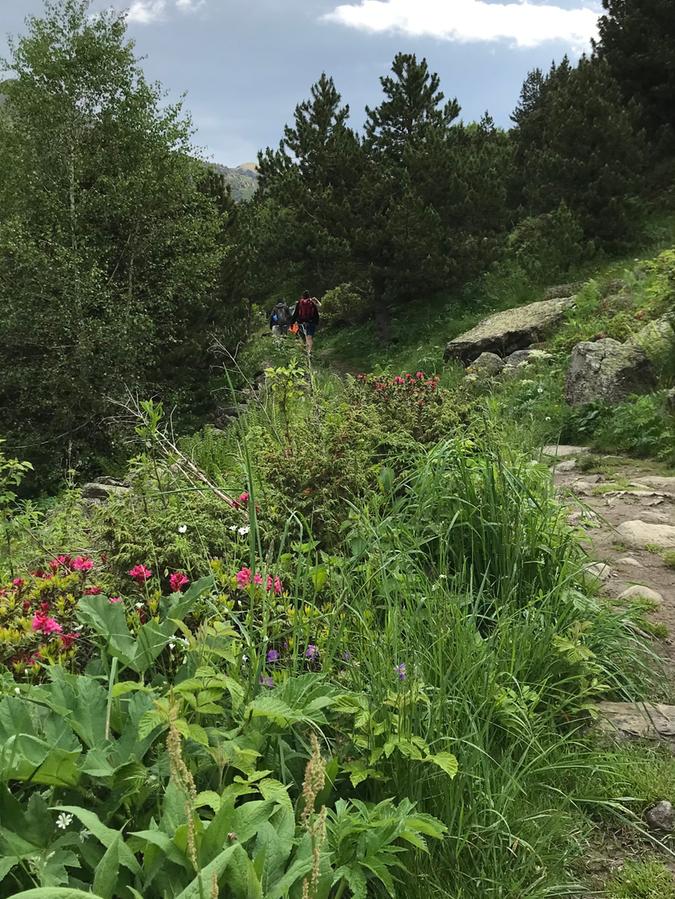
[[210, 162, 259, 202]]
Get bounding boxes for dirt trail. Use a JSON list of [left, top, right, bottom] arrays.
[[546, 446, 675, 675]]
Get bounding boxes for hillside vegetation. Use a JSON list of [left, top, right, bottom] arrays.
[[1, 1, 675, 898]]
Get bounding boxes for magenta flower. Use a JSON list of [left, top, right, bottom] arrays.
[[253, 573, 264, 587], [393, 376, 405, 386], [274, 576, 283, 595], [60, 632, 79, 650], [83, 586, 102, 596], [109, 596, 123, 604], [128, 564, 152, 583], [266, 648, 280, 663], [416, 371, 425, 379], [239, 491, 250, 505], [32, 613, 63, 636], [169, 572, 190, 593], [236, 567, 252, 589], [12, 578, 25, 589], [72, 556, 94, 572]]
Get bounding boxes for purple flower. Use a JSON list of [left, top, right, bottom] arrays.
[[266, 649, 280, 663], [394, 663, 407, 681], [305, 644, 319, 661], [259, 675, 275, 688]]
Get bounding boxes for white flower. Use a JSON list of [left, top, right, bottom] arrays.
[[80, 829, 91, 842], [545, 416, 551, 421], [56, 812, 73, 830], [237, 525, 250, 537], [14, 687, 20, 695], [537, 387, 544, 394], [177, 524, 187, 534], [135, 602, 143, 610], [229, 525, 237, 532], [242, 654, 249, 662], [169, 643, 175, 651]]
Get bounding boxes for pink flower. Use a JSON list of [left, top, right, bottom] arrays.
[[169, 572, 190, 593], [274, 576, 283, 596], [32, 613, 63, 635], [60, 632, 79, 650], [393, 376, 405, 386], [83, 586, 102, 596], [72, 556, 94, 572], [128, 564, 152, 583], [12, 578, 25, 589], [239, 491, 250, 505], [416, 371, 425, 380], [109, 596, 123, 604], [253, 573, 264, 587], [236, 567, 252, 589]]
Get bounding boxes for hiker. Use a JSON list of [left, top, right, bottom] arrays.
[[269, 299, 291, 337], [290, 290, 321, 354]]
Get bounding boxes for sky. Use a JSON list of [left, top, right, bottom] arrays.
[[0, 0, 604, 166]]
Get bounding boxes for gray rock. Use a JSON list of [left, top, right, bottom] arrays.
[[616, 520, 675, 551], [617, 584, 663, 604], [565, 338, 656, 406], [645, 801, 675, 833], [503, 348, 553, 368], [556, 459, 577, 472], [632, 476, 675, 495], [444, 296, 574, 364], [629, 313, 675, 363], [543, 444, 590, 458], [667, 388, 675, 414], [543, 283, 583, 300], [81, 479, 129, 502], [616, 557, 644, 568], [466, 352, 505, 378], [596, 701, 675, 746], [585, 562, 613, 583]]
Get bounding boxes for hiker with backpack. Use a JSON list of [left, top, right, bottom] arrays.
[[269, 299, 291, 337], [290, 290, 321, 354]]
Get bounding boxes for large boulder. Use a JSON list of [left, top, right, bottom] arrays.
[[565, 338, 656, 406], [629, 313, 675, 364], [616, 520, 675, 551], [444, 297, 574, 364]]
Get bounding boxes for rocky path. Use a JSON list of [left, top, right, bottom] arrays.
[[546, 445, 675, 674]]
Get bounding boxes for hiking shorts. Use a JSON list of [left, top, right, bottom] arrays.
[[300, 322, 317, 337]]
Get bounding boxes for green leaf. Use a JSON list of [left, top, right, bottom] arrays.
[[92, 833, 120, 899], [9, 892, 105, 899], [427, 751, 458, 779], [174, 845, 237, 899], [52, 807, 140, 874]]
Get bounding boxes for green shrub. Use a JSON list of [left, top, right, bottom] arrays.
[[588, 394, 675, 463], [321, 281, 374, 326]]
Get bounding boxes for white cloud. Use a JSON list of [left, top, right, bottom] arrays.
[[324, 0, 600, 50], [125, 0, 205, 25]]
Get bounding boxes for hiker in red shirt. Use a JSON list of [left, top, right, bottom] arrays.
[[290, 290, 321, 355]]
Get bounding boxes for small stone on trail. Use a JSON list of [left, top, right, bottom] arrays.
[[556, 459, 577, 472], [616, 520, 675, 551], [617, 584, 663, 604], [585, 562, 613, 583], [645, 800, 675, 833], [616, 557, 643, 568]]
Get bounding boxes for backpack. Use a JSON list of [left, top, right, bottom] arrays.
[[297, 297, 317, 323], [274, 303, 290, 325]]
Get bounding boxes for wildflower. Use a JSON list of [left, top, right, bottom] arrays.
[[14, 686, 20, 695], [239, 491, 250, 505], [60, 632, 79, 650], [236, 567, 252, 589], [259, 675, 275, 688], [237, 525, 250, 537], [177, 524, 188, 534], [32, 614, 62, 636], [12, 578, 25, 589], [109, 596, 123, 604], [274, 576, 283, 595], [267, 648, 280, 663], [83, 585, 102, 596], [305, 644, 319, 661], [56, 812, 73, 830], [393, 375, 405, 386], [253, 573, 264, 586], [135, 602, 144, 610], [394, 662, 407, 681], [416, 371, 425, 379], [169, 572, 190, 593], [169, 642, 176, 651], [72, 556, 94, 572], [79, 830, 91, 843], [128, 564, 152, 583], [537, 387, 544, 394]]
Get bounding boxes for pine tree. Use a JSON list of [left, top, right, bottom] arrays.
[[512, 56, 646, 247], [596, 0, 675, 139], [365, 52, 460, 164]]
